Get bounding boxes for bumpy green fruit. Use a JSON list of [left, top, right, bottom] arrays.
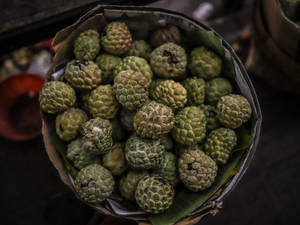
[[199, 104, 220, 131], [205, 128, 237, 165], [64, 60, 102, 90], [135, 176, 175, 214], [103, 143, 127, 175], [66, 138, 100, 169], [206, 77, 233, 104], [182, 77, 205, 105], [150, 42, 187, 78], [152, 80, 187, 110], [81, 118, 113, 155], [119, 108, 135, 132], [74, 29, 100, 60], [55, 108, 88, 141], [149, 79, 164, 99], [160, 134, 174, 151], [75, 164, 114, 204], [39, 81, 76, 114], [119, 170, 149, 200], [95, 54, 122, 84], [172, 106, 206, 145], [134, 101, 174, 139], [101, 22, 132, 55], [127, 40, 152, 60], [125, 135, 165, 169], [153, 152, 179, 186], [113, 56, 153, 81], [217, 94, 252, 129], [88, 85, 119, 119], [189, 47, 222, 80], [113, 70, 150, 110], [178, 149, 217, 191], [111, 118, 125, 141]]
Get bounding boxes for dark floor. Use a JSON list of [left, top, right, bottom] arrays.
[[1, 1, 300, 225]]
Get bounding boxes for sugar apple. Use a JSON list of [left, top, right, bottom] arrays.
[[39, 81, 76, 114], [81, 118, 113, 155], [150, 25, 181, 47], [160, 134, 174, 151], [217, 94, 252, 129], [55, 107, 88, 141], [119, 108, 135, 132], [172, 106, 206, 145], [88, 84, 119, 119], [127, 40, 152, 60], [152, 79, 187, 110], [204, 128, 237, 165], [102, 143, 127, 176], [199, 104, 220, 131], [206, 77, 233, 104], [111, 118, 125, 141], [149, 78, 164, 99], [153, 152, 179, 186], [66, 138, 100, 170], [73, 29, 100, 60], [113, 70, 150, 110], [150, 42, 187, 78], [182, 77, 206, 105], [95, 54, 122, 84], [64, 60, 102, 90], [178, 149, 217, 191], [119, 170, 149, 200], [135, 176, 175, 214], [125, 134, 165, 169], [113, 56, 153, 81], [188, 46, 222, 80], [134, 101, 174, 139], [101, 22, 132, 55], [75, 164, 114, 204]]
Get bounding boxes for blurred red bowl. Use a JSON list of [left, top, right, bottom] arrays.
[[0, 73, 44, 140]]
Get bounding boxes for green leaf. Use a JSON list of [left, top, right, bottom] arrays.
[[148, 150, 245, 225], [233, 126, 252, 153]]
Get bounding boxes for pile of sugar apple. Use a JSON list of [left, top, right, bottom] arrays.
[[39, 21, 252, 214]]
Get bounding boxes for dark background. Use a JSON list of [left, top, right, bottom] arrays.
[[1, 1, 300, 225]]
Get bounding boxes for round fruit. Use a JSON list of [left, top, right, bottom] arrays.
[[74, 29, 100, 60], [75, 164, 114, 204], [178, 149, 217, 191], [134, 101, 174, 139], [95, 54, 122, 84], [150, 25, 181, 47], [217, 94, 252, 129], [102, 143, 127, 176], [39, 81, 76, 114], [206, 77, 233, 104], [199, 104, 220, 131], [127, 40, 152, 60], [55, 108, 88, 141], [182, 77, 205, 105]]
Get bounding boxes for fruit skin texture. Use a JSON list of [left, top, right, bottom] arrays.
[[204, 128, 237, 165], [74, 29, 100, 60], [81, 118, 113, 155], [113, 56, 153, 82], [150, 42, 187, 78], [101, 22, 132, 55], [102, 143, 127, 176], [95, 54, 121, 84], [152, 80, 187, 110], [153, 152, 179, 186], [182, 77, 205, 105], [199, 104, 220, 131], [134, 101, 174, 139], [88, 84, 119, 119], [125, 135, 165, 169], [39, 81, 76, 114], [64, 60, 102, 90], [150, 25, 181, 48], [55, 108, 88, 141], [206, 77, 233, 104], [178, 149, 217, 191], [119, 108, 135, 132], [188, 47, 222, 80], [66, 138, 99, 169], [113, 70, 150, 110], [135, 176, 175, 214], [119, 170, 149, 200], [75, 164, 114, 204], [127, 40, 152, 60], [217, 94, 252, 129], [172, 106, 206, 145]]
